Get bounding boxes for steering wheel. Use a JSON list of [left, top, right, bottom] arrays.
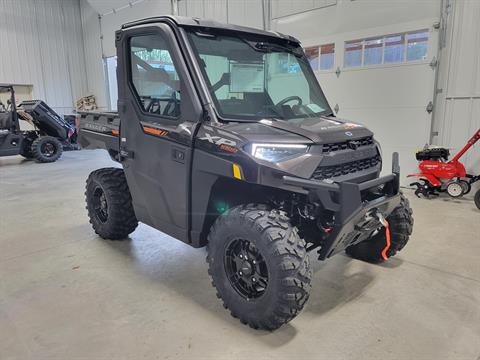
[[276, 95, 303, 107]]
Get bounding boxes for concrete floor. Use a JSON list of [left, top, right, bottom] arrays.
[[1, 150, 480, 360]]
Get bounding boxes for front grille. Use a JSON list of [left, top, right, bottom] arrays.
[[311, 155, 381, 180], [322, 136, 374, 153]]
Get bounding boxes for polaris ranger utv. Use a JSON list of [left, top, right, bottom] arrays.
[[0, 84, 77, 162], [79, 16, 413, 330]]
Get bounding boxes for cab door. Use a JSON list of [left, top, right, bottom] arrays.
[[116, 24, 202, 242]]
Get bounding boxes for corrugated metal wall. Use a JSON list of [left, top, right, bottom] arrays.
[[80, 0, 107, 111], [433, 0, 480, 178], [177, 0, 264, 29], [0, 0, 88, 115]]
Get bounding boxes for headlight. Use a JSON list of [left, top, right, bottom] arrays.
[[374, 139, 382, 158], [374, 139, 383, 171], [250, 143, 308, 162]]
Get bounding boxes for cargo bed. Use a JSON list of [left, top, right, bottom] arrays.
[[78, 111, 120, 160]]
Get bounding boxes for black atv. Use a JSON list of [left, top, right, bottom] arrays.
[[78, 16, 414, 330], [0, 84, 77, 163]]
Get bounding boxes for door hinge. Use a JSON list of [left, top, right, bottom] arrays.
[[426, 101, 434, 113], [429, 56, 438, 68], [120, 149, 134, 159]]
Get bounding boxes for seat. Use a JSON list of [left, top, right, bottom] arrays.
[[0, 111, 12, 130]]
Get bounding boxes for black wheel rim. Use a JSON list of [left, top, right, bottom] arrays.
[[224, 239, 269, 300], [92, 186, 108, 223], [41, 142, 56, 157]]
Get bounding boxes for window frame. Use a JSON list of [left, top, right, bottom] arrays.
[[304, 43, 335, 71], [319, 43, 335, 71], [127, 31, 182, 122], [343, 28, 430, 69]]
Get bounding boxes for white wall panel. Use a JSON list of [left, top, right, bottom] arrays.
[[272, 0, 336, 19], [181, 0, 207, 18], [178, 0, 264, 29], [227, 0, 263, 29], [433, 0, 480, 186], [445, 0, 480, 98], [271, 0, 438, 42], [100, 0, 172, 57], [0, 0, 88, 115], [80, 0, 108, 109]]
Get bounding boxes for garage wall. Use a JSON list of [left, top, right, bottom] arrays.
[[271, 0, 441, 183], [0, 0, 88, 115], [433, 0, 480, 177]]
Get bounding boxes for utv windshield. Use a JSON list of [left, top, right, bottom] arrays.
[[186, 30, 332, 121]]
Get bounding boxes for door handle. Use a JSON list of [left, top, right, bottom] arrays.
[[172, 148, 185, 163]]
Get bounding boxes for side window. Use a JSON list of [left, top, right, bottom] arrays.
[[129, 34, 181, 118]]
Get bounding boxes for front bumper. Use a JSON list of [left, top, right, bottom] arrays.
[[283, 153, 401, 259]]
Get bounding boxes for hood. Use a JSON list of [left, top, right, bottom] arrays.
[[219, 116, 373, 144]]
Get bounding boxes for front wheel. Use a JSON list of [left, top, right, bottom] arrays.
[[207, 204, 312, 330], [31, 136, 62, 163], [446, 181, 465, 198], [346, 193, 414, 263]]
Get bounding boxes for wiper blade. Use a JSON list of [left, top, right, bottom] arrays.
[[246, 41, 303, 57], [254, 42, 289, 52]]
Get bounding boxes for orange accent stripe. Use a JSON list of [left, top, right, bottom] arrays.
[[111, 129, 119, 135], [143, 126, 162, 135], [143, 126, 168, 137], [381, 220, 391, 261]]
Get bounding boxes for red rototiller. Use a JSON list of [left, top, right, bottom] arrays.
[[408, 128, 480, 198]]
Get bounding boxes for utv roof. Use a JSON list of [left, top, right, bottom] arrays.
[[121, 15, 300, 44], [0, 84, 14, 93]]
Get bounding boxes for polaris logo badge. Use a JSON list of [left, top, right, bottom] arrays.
[[345, 131, 353, 137]]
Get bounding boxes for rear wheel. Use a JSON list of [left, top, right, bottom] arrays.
[[474, 189, 480, 210], [459, 180, 471, 195], [207, 204, 312, 330], [31, 136, 62, 163], [346, 193, 413, 263], [85, 168, 138, 240]]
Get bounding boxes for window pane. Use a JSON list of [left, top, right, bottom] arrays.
[[305, 46, 320, 70], [344, 40, 362, 68], [320, 43, 335, 70], [384, 34, 405, 63], [363, 37, 383, 65], [130, 34, 181, 118], [406, 30, 429, 61], [187, 31, 331, 121], [106, 56, 118, 111]]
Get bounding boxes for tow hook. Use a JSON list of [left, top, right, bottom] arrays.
[[375, 212, 391, 261]]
